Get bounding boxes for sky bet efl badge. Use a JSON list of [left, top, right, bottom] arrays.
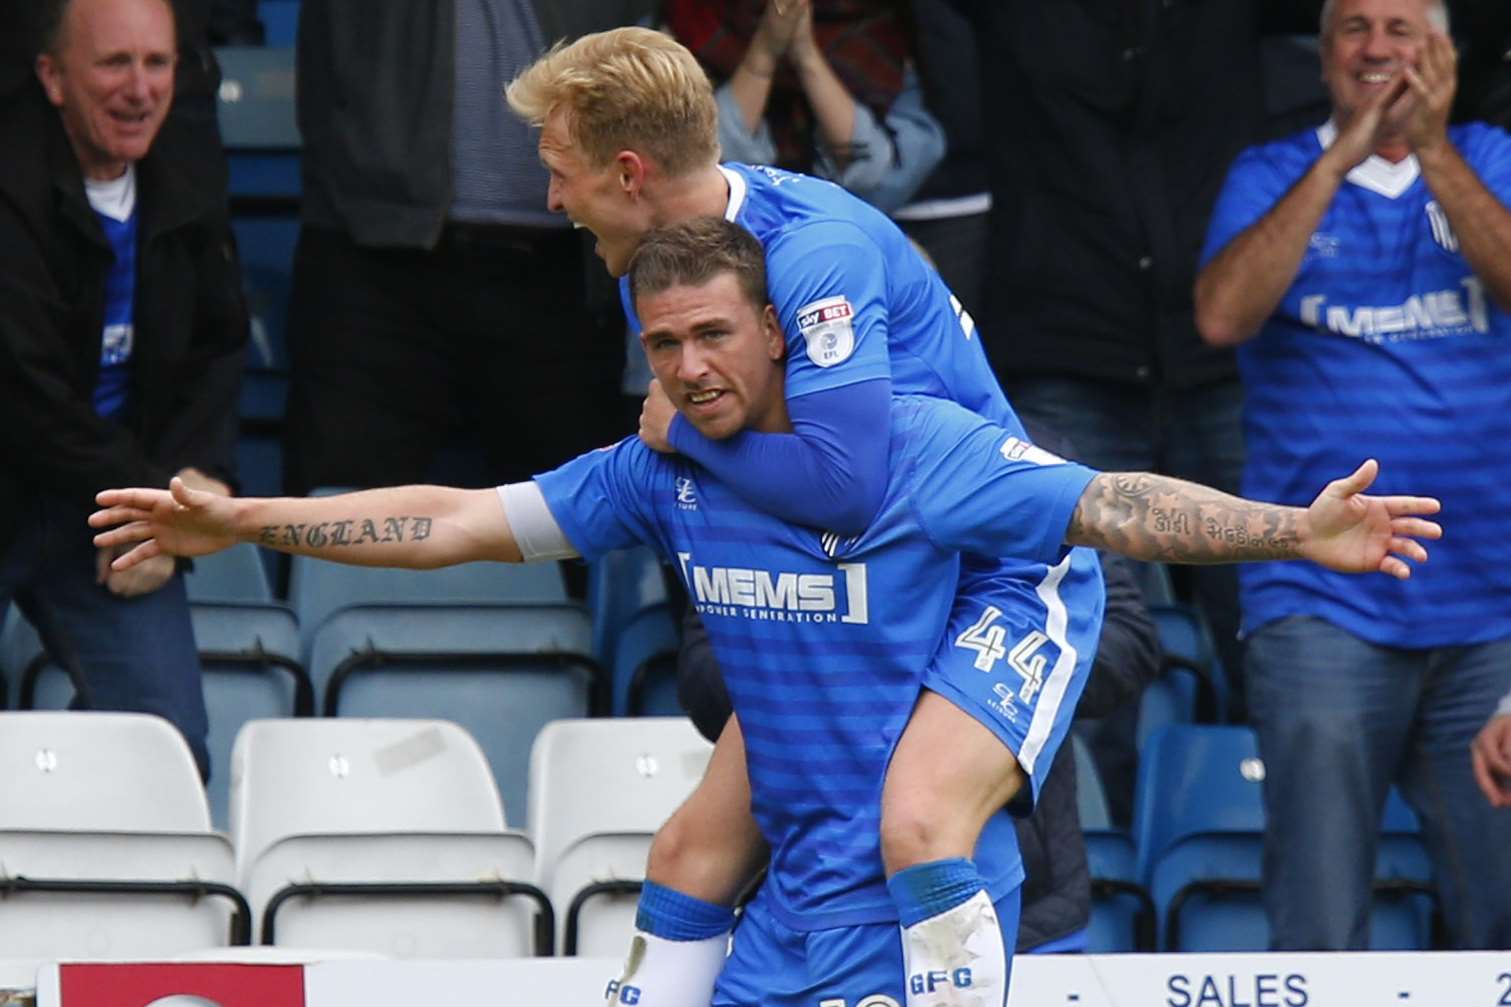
[[797, 295, 856, 368]]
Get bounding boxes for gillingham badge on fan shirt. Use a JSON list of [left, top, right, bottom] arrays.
[[797, 295, 856, 367]]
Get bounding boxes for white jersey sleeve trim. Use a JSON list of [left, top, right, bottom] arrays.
[[496, 482, 579, 562], [718, 164, 748, 221], [1497, 690, 1511, 720]]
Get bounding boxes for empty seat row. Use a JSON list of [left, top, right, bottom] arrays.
[[1084, 724, 1438, 952], [0, 545, 685, 829], [0, 712, 710, 961]]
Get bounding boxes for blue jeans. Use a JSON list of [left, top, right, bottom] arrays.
[[0, 491, 209, 778], [1247, 616, 1511, 949]]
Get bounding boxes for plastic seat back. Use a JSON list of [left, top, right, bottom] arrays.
[[229, 717, 506, 875]]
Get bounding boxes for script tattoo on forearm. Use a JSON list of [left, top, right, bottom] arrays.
[[1067, 473, 1302, 564], [257, 515, 434, 550]]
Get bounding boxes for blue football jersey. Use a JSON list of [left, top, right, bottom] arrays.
[[623, 163, 1017, 429], [535, 394, 1097, 931], [1202, 122, 1511, 646]]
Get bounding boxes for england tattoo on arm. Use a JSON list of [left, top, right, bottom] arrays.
[[257, 515, 434, 551], [1066, 473, 1302, 564]]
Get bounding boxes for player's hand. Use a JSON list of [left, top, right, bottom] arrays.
[[1472, 714, 1511, 808], [90, 476, 242, 570], [638, 378, 678, 454], [1400, 31, 1457, 156], [1299, 459, 1441, 578]]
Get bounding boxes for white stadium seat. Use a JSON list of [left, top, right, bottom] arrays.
[[528, 718, 712, 955], [230, 718, 547, 957], [0, 711, 242, 957]]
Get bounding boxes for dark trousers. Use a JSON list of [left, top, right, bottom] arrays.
[[0, 491, 209, 777], [283, 224, 627, 494]]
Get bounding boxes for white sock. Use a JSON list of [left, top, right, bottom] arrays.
[[900, 889, 1008, 1007], [604, 929, 730, 1007]]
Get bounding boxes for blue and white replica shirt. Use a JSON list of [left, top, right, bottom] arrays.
[[85, 168, 138, 419], [535, 395, 1097, 931], [1202, 121, 1511, 647]]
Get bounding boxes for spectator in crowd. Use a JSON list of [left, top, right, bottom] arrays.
[[664, 0, 944, 213], [949, 1, 1321, 718], [1474, 690, 1511, 810], [3, 1, 261, 195], [1194, 0, 1511, 949], [0, 0, 249, 778], [892, 0, 988, 314], [281, 0, 653, 497]]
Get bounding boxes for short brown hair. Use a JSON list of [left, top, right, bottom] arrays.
[[506, 26, 719, 176], [628, 217, 769, 314]]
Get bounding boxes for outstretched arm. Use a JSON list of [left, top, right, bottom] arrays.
[[90, 478, 523, 571], [1065, 460, 1441, 579]]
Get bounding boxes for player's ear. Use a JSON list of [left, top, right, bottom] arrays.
[[762, 304, 784, 360], [615, 150, 646, 196]]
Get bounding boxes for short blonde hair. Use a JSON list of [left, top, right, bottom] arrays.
[[506, 26, 720, 177]]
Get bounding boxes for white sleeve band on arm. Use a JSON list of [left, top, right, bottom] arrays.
[[496, 482, 579, 562], [1498, 690, 1511, 719]]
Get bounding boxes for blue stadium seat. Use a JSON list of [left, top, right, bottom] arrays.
[[589, 546, 680, 716], [216, 46, 301, 200], [1147, 601, 1224, 722], [306, 604, 597, 827], [613, 604, 680, 717], [1134, 725, 1273, 950], [255, 2, 302, 48], [1136, 664, 1201, 751], [1084, 829, 1154, 952], [185, 542, 276, 602], [1076, 735, 1154, 951], [588, 547, 671, 663], [217, 44, 300, 503], [1135, 725, 1437, 951], [288, 548, 570, 653]]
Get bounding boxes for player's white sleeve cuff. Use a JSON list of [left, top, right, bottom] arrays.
[[496, 482, 578, 562], [1497, 690, 1511, 719]]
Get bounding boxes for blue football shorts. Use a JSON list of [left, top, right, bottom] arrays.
[[922, 548, 1105, 812]]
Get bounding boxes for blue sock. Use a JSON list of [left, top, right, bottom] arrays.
[[635, 880, 736, 940], [887, 857, 985, 927]]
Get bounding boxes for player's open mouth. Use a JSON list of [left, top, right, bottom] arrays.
[[687, 389, 723, 407], [1358, 71, 1395, 84]]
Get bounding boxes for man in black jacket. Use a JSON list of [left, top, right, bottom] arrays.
[[0, 0, 247, 777], [282, 0, 655, 498]]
